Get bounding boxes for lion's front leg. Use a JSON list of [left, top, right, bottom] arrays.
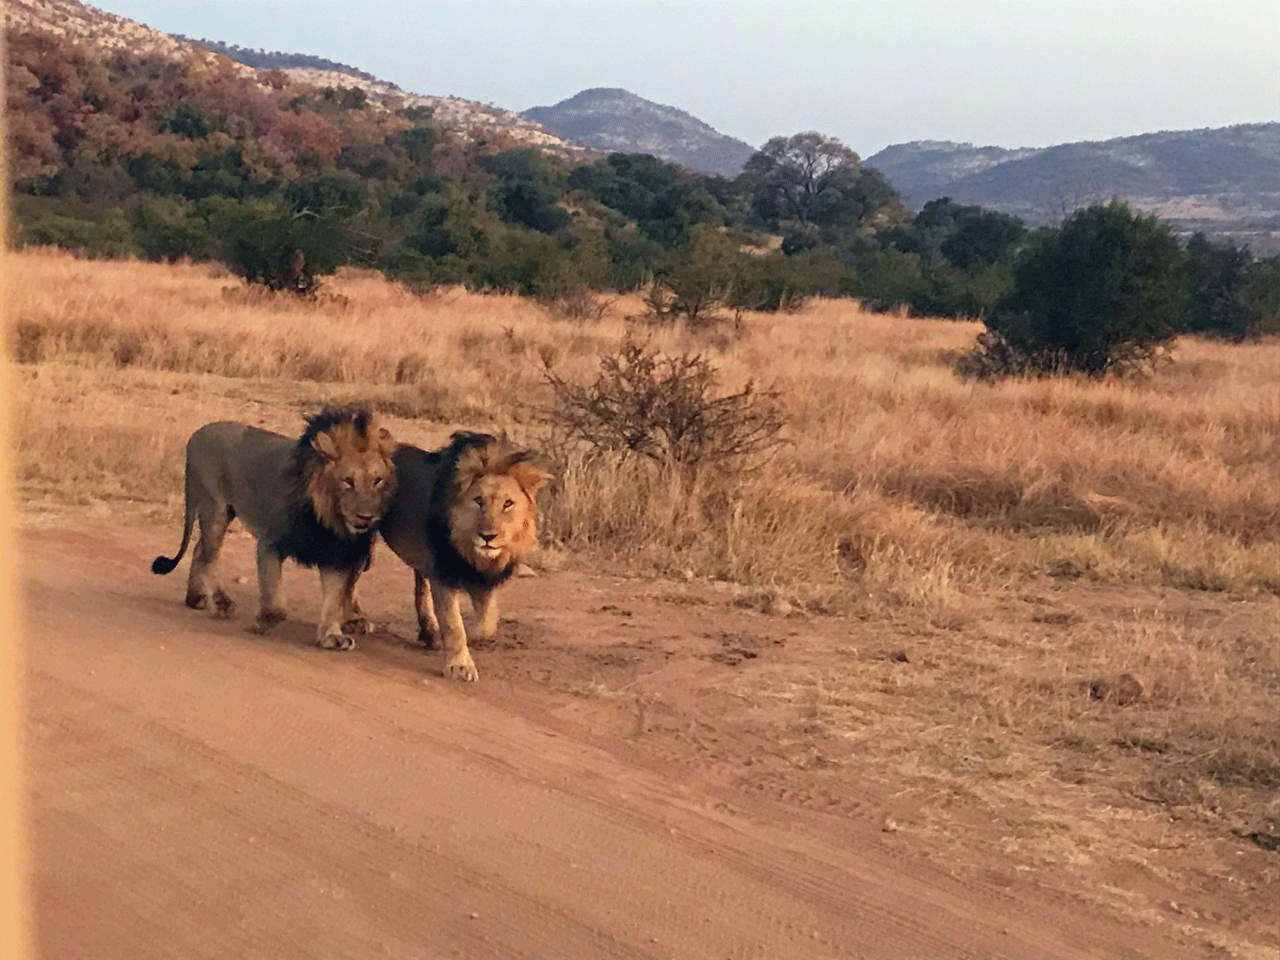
[[414, 570, 440, 648], [341, 580, 372, 635], [316, 566, 359, 650], [250, 541, 287, 633], [431, 581, 477, 682], [467, 586, 500, 640]]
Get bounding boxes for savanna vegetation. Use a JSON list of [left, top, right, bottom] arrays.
[[13, 26, 1278, 349]]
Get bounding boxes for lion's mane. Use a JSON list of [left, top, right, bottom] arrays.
[[423, 432, 542, 589], [273, 406, 397, 569]]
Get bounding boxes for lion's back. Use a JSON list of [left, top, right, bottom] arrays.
[[185, 421, 294, 537]]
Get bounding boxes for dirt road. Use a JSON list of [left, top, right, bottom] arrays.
[[25, 516, 1214, 959]]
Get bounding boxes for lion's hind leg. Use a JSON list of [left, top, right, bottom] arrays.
[[250, 540, 288, 633], [188, 503, 236, 616]]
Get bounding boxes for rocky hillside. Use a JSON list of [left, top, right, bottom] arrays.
[[6, 0, 586, 158], [524, 88, 756, 177], [867, 125, 1280, 249]]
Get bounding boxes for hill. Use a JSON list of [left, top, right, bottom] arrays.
[[867, 125, 1280, 250], [523, 88, 756, 177], [5, 0, 584, 157]]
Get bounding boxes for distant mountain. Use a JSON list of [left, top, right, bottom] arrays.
[[867, 125, 1280, 250], [524, 88, 756, 177]]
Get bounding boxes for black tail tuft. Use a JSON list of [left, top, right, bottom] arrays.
[[151, 555, 179, 575]]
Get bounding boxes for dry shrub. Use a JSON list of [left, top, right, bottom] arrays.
[[543, 342, 786, 471]]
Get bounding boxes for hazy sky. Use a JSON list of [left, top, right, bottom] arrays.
[[96, 0, 1278, 158]]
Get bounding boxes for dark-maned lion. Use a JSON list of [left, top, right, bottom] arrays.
[[379, 432, 550, 682], [152, 407, 397, 650]]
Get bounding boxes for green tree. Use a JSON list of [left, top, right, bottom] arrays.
[[981, 202, 1188, 376], [1186, 232, 1254, 338], [483, 148, 569, 234], [567, 153, 726, 245], [744, 132, 860, 228], [213, 199, 344, 294]]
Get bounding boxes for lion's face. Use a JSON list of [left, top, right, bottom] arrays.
[[308, 417, 398, 537], [448, 446, 549, 573]]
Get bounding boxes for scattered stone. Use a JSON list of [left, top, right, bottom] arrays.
[[889, 650, 910, 663]]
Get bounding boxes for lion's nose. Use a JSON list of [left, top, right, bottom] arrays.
[[479, 533, 496, 544]]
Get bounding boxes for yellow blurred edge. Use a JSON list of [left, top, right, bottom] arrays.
[[1, 28, 34, 960]]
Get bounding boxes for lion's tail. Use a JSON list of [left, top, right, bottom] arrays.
[[152, 469, 197, 575]]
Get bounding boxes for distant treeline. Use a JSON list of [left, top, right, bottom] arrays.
[[7, 28, 1278, 340], [175, 35, 395, 88]]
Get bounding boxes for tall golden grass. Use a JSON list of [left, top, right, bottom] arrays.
[[11, 248, 1280, 609]]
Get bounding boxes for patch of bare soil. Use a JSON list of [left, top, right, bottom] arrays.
[[23, 510, 1280, 959]]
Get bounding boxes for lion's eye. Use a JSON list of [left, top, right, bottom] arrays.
[[473, 496, 484, 507], [343, 477, 356, 489], [372, 476, 383, 487], [502, 499, 514, 510]]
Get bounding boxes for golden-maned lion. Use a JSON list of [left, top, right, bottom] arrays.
[[152, 407, 397, 650], [379, 432, 550, 682]]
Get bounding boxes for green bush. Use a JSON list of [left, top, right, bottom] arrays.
[[1186, 233, 1280, 339], [213, 201, 344, 294], [975, 202, 1188, 377], [17, 205, 135, 258]]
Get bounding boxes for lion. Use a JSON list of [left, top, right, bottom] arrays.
[[378, 432, 550, 682], [151, 407, 397, 650]]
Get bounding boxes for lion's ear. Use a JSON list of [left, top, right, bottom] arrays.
[[508, 460, 551, 495], [311, 430, 340, 461], [375, 425, 396, 458]]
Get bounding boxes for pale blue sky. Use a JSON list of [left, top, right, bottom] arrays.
[[96, 0, 1278, 158]]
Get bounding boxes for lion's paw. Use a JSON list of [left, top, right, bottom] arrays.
[[417, 628, 438, 650], [318, 633, 356, 651], [250, 608, 287, 634], [444, 656, 478, 682], [185, 592, 209, 611], [341, 616, 373, 635], [213, 590, 237, 619]]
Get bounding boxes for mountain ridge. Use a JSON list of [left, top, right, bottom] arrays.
[[866, 124, 1280, 248]]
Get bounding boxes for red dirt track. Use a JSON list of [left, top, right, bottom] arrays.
[[26, 518, 1215, 959]]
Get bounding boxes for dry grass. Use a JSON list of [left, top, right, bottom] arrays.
[[11, 248, 1280, 607]]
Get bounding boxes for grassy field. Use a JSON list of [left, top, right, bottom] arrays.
[[11, 249, 1280, 922], [14, 248, 1280, 604]]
